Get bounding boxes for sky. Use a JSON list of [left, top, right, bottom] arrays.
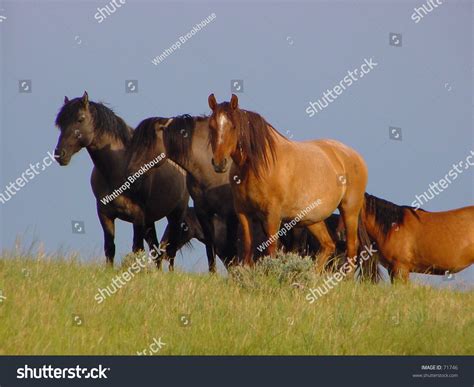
[[0, 0, 472, 287]]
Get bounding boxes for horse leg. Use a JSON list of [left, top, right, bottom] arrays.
[[205, 241, 216, 273], [237, 211, 253, 266], [388, 265, 396, 283], [144, 222, 162, 270], [281, 227, 300, 254], [339, 208, 362, 278], [263, 212, 281, 257], [295, 228, 309, 256], [163, 206, 187, 272], [306, 222, 335, 272], [196, 209, 217, 273], [389, 263, 409, 283], [222, 215, 239, 266], [98, 211, 115, 267], [132, 224, 145, 252]]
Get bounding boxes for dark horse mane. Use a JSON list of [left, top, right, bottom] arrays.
[[164, 115, 202, 165], [213, 103, 286, 178], [127, 117, 163, 160], [364, 193, 424, 236], [128, 115, 208, 165], [55, 99, 131, 145]]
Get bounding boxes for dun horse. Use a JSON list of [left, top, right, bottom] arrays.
[[54, 92, 190, 268], [362, 193, 474, 281], [207, 94, 371, 275]]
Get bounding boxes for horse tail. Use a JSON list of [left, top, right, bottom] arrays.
[[357, 200, 381, 282]]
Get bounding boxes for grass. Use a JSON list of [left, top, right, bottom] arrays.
[[0, 251, 473, 355]]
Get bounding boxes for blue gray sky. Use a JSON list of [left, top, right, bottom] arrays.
[[0, 0, 472, 286]]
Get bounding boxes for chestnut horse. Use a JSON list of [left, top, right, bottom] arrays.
[[362, 193, 474, 282], [207, 94, 370, 274], [54, 92, 189, 268]]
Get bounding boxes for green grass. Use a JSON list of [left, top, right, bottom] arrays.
[[0, 252, 473, 355]]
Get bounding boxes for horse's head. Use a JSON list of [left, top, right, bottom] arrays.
[[54, 91, 95, 166], [208, 93, 240, 173]]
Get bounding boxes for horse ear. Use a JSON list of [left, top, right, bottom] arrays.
[[230, 94, 238, 110], [81, 91, 89, 107], [208, 93, 217, 111], [64, 96, 69, 104]]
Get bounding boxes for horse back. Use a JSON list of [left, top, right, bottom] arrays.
[[405, 206, 474, 272], [236, 137, 367, 223]]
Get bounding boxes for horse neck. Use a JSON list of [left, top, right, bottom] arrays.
[[182, 119, 227, 188], [87, 130, 130, 184]]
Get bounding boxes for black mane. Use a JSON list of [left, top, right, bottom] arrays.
[[163, 114, 197, 165], [127, 117, 163, 157], [364, 193, 422, 236], [55, 99, 131, 145]]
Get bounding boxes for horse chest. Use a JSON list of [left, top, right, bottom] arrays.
[[232, 179, 268, 211]]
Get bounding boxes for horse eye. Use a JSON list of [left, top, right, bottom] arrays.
[[78, 117, 85, 123]]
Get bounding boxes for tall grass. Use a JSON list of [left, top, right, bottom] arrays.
[[0, 252, 472, 355]]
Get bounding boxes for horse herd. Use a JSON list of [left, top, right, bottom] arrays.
[[53, 92, 474, 282]]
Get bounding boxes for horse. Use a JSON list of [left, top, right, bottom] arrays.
[[128, 114, 349, 272], [207, 94, 371, 276], [126, 115, 250, 271], [362, 193, 474, 282], [54, 91, 189, 268]]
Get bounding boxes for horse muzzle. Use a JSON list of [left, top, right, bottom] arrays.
[[54, 148, 70, 166], [211, 157, 228, 173]]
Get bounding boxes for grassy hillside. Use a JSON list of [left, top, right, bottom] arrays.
[[0, 252, 473, 355]]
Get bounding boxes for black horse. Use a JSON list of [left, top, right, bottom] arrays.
[[54, 92, 190, 268]]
